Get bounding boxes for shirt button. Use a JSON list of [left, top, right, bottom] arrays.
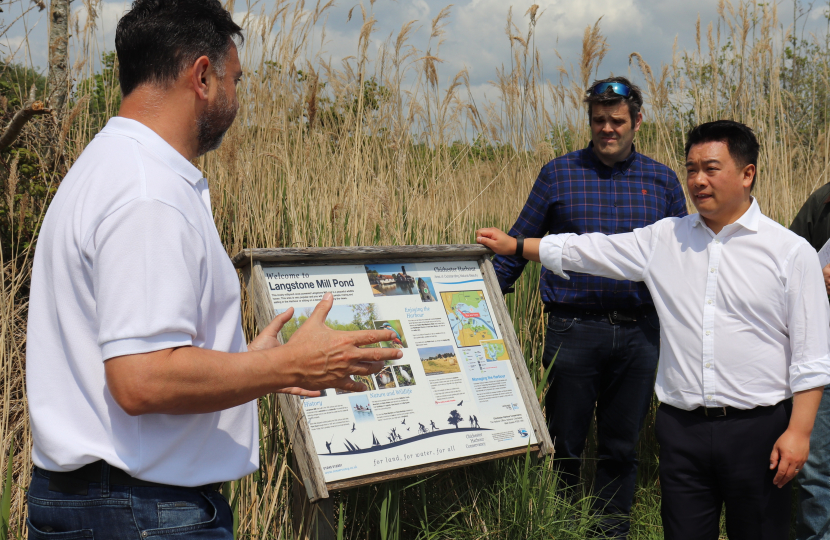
[[706, 395, 713, 400], [705, 330, 711, 336], [710, 268, 716, 273], [715, 239, 721, 244], [705, 362, 711, 368], [707, 299, 713, 305]]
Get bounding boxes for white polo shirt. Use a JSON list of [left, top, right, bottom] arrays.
[[26, 117, 258, 486]]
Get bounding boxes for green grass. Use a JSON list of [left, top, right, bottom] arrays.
[[1, 438, 14, 540]]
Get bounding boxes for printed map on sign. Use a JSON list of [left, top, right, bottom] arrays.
[[440, 290, 497, 347]]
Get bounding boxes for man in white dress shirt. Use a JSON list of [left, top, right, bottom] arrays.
[[476, 120, 830, 539], [25, 1, 400, 538]]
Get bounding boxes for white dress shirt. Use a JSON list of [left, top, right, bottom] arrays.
[[539, 199, 830, 410], [27, 117, 258, 486]]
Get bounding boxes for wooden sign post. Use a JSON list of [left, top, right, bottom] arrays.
[[233, 245, 553, 538]]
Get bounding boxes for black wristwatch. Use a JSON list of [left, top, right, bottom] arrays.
[[513, 234, 525, 258]]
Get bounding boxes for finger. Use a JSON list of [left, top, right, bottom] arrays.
[[477, 235, 497, 248], [769, 446, 780, 470], [332, 377, 367, 393], [781, 467, 798, 487], [275, 387, 321, 397], [307, 292, 334, 323], [351, 329, 397, 347], [266, 308, 294, 333], [348, 361, 385, 376], [773, 457, 794, 488], [352, 346, 404, 364]]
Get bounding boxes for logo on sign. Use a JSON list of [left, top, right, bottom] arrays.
[[518, 429, 529, 438]]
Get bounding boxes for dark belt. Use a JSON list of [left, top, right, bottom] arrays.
[[545, 303, 655, 324], [665, 401, 789, 419], [45, 461, 222, 496]]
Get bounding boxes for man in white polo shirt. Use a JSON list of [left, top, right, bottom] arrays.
[[476, 120, 830, 539], [25, 1, 400, 538]]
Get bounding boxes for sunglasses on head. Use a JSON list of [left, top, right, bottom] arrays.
[[589, 82, 632, 98]]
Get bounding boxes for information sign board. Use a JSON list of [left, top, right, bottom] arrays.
[[233, 245, 552, 502]]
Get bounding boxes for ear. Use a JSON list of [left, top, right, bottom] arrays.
[[632, 111, 643, 132], [741, 163, 756, 189], [189, 55, 212, 102]]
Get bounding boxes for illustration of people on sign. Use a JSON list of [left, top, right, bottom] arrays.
[[469, 415, 475, 427], [325, 440, 332, 454], [349, 395, 375, 423], [418, 422, 428, 434], [473, 415, 480, 429], [430, 420, 439, 431]]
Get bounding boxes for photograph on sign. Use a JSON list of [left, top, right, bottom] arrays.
[[262, 260, 538, 483]]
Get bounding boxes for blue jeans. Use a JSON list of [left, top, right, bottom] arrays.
[[797, 386, 830, 540], [543, 308, 660, 539], [27, 465, 233, 539]]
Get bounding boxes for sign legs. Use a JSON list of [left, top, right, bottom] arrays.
[[292, 455, 336, 540]]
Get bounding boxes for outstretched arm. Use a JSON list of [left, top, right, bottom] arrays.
[[477, 225, 655, 283]]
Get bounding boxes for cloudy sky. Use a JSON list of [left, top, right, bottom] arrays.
[[3, 0, 829, 103]]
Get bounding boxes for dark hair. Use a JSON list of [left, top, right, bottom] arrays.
[[584, 76, 643, 124], [116, 0, 243, 97], [685, 120, 760, 190]]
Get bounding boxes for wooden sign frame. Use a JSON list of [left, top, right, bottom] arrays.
[[233, 245, 553, 503]]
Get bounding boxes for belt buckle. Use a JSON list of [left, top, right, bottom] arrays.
[[607, 310, 636, 324], [704, 406, 727, 418]]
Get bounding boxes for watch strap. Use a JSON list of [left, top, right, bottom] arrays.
[[515, 236, 525, 257]]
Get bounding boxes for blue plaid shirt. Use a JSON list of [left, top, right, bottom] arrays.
[[493, 142, 688, 310]]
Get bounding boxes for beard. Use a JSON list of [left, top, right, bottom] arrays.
[[196, 84, 238, 156]]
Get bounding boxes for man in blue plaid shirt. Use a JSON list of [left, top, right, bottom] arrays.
[[493, 76, 687, 538]]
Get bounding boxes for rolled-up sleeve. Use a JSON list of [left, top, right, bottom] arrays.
[[539, 222, 659, 283], [786, 242, 830, 392], [538, 233, 576, 279], [91, 198, 207, 360]]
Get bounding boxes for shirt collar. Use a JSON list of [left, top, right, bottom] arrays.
[[99, 116, 204, 185], [584, 141, 638, 171], [692, 197, 761, 234]]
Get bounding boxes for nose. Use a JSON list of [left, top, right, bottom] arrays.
[[688, 171, 706, 188]]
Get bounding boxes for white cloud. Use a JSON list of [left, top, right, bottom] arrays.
[[2, 0, 827, 108]]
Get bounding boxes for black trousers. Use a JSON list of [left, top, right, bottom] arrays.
[[656, 401, 793, 540]]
